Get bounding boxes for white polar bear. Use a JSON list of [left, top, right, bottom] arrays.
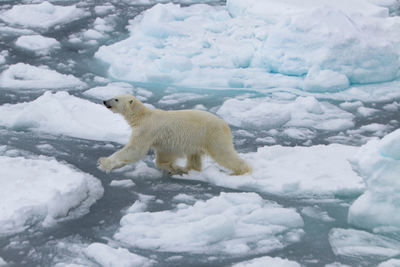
[[97, 94, 252, 175]]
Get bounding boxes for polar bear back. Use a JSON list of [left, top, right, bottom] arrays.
[[144, 109, 232, 155]]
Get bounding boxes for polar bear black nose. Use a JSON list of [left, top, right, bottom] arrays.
[[103, 100, 112, 109]]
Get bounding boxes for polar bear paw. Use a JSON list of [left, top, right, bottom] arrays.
[[97, 157, 113, 172]]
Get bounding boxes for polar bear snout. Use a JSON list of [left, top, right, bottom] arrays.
[[103, 100, 111, 108], [103, 99, 113, 109]]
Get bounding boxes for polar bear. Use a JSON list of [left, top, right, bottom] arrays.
[[97, 94, 251, 175]]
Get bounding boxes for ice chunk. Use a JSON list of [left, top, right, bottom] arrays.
[[95, 1, 399, 91], [115, 192, 304, 254], [261, 6, 398, 84], [158, 93, 206, 105], [0, 91, 130, 143], [174, 144, 364, 197], [0, 155, 103, 235], [329, 228, 400, 259], [15, 35, 60, 55], [0, 1, 88, 30], [217, 96, 354, 131], [227, 0, 389, 21], [378, 259, 400, 267], [0, 63, 86, 90], [0, 50, 8, 65], [0, 257, 6, 266], [301, 206, 335, 222], [110, 179, 135, 188], [85, 243, 155, 267], [83, 82, 135, 100], [303, 66, 350, 92], [348, 129, 400, 230], [233, 256, 301, 267]]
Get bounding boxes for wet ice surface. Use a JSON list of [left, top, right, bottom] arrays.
[[1, 0, 400, 266]]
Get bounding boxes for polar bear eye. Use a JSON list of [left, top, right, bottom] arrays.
[[115, 99, 119, 102]]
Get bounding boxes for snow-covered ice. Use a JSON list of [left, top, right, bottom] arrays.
[[233, 255, 301, 267], [348, 129, 400, 231], [329, 228, 400, 259], [96, 0, 400, 91], [15, 35, 60, 55], [0, 63, 86, 90], [1, 0, 400, 265], [217, 96, 354, 131], [84, 243, 155, 267], [0, 155, 103, 235], [0, 1, 88, 30], [175, 144, 365, 197], [115, 192, 304, 254], [0, 91, 130, 143], [109, 179, 136, 188]]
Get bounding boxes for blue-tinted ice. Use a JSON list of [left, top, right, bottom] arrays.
[[1, 0, 400, 266]]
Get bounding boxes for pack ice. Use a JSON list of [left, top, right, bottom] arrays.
[[0, 91, 130, 143], [0, 1, 88, 30], [175, 144, 364, 197], [115, 192, 304, 254], [348, 129, 400, 231], [0, 154, 103, 235], [95, 0, 400, 91]]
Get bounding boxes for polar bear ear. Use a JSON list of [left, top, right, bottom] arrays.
[[129, 100, 134, 104]]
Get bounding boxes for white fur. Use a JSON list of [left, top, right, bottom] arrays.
[[98, 94, 251, 175]]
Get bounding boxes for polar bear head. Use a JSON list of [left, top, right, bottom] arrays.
[[103, 94, 136, 115]]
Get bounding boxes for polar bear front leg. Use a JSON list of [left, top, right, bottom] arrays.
[[98, 142, 150, 172]]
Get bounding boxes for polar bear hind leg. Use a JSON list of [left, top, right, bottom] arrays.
[[156, 151, 187, 175], [205, 125, 251, 175], [186, 153, 203, 172]]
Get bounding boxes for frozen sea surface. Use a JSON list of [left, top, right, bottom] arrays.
[[1, 0, 400, 266]]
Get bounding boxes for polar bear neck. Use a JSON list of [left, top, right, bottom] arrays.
[[123, 100, 150, 128]]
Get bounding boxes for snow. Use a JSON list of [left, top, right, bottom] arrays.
[[15, 35, 60, 55], [301, 206, 335, 222], [0, 155, 103, 235], [83, 82, 153, 103], [0, 1, 88, 30], [0, 63, 86, 90], [115, 192, 304, 254], [95, 0, 400, 91], [0, 91, 130, 143], [217, 96, 355, 131], [348, 129, 400, 230], [379, 259, 400, 267], [84, 243, 155, 267], [110, 179, 135, 188], [175, 144, 364, 197], [233, 256, 301, 267], [329, 228, 400, 259]]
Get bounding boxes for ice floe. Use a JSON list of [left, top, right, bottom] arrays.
[[85, 242, 155, 267], [0, 91, 130, 143], [95, 0, 400, 91], [175, 144, 364, 198], [329, 228, 400, 259], [15, 35, 60, 55], [115, 192, 304, 254], [0, 1, 88, 30], [83, 82, 153, 103], [233, 256, 301, 267], [348, 129, 400, 231], [0, 155, 103, 235], [217, 96, 354, 131], [109, 179, 136, 188], [0, 63, 86, 90]]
